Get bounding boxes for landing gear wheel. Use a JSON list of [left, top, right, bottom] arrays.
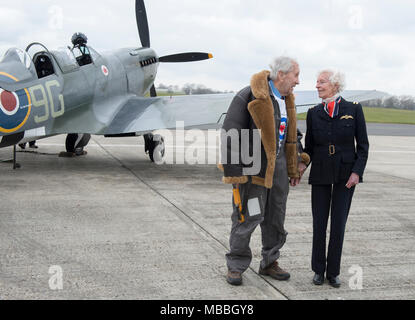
[[60, 134, 91, 157], [65, 134, 78, 153], [144, 134, 165, 163]]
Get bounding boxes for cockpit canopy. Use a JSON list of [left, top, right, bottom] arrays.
[[0, 42, 101, 86], [27, 42, 99, 75], [50, 48, 80, 73], [0, 48, 37, 82]]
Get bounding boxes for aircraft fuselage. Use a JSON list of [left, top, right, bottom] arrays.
[[0, 45, 159, 147]]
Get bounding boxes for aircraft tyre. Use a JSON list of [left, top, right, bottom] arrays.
[[65, 134, 91, 155], [144, 134, 165, 163]]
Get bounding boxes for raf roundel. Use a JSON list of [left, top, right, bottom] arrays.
[[0, 89, 20, 116], [101, 65, 109, 76], [0, 72, 31, 133]]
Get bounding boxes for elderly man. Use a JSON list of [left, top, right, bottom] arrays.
[[219, 57, 310, 286]]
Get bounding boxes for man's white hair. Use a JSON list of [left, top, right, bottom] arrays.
[[318, 69, 346, 93], [269, 56, 298, 80]]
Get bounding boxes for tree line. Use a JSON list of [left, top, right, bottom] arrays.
[[157, 83, 233, 95], [365, 95, 415, 110], [157, 83, 415, 110]]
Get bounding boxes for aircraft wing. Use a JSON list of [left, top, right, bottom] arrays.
[[50, 93, 235, 136], [103, 93, 235, 135], [49, 89, 389, 136], [112, 90, 388, 135]]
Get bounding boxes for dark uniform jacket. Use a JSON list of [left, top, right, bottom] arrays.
[[218, 70, 310, 189], [303, 98, 369, 185]]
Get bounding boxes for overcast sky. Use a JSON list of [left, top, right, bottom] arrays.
[[0, 0, 413, 96]]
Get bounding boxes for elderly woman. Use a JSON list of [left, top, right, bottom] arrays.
[[300, 70, 369, 288]]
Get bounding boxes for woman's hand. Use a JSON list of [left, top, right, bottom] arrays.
[[298, 162, 307, 177], [346, 173, 360, 189], [290, 177, 301, 187]]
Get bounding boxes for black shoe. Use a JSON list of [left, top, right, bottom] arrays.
[[227, 271, 242, 286], [18, 143, 26, 150], [313, 273, 324, 285], [327, 276, 341, 288]]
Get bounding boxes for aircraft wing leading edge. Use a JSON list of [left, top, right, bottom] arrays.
[[108, 93, 235, 135], [109, 90, 388, 135]]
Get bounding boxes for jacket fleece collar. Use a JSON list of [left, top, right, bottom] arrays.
[[247, 70, 298, 188]]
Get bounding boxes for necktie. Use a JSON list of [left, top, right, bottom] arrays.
[[324, 97, 341, 118], [327, 101, 335, 118]]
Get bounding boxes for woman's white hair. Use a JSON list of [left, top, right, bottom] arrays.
[[318, 69, 346, 93], [269, 56, 298, 80]]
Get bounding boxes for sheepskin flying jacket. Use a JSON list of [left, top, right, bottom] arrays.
[[219, 70, 310, 189]]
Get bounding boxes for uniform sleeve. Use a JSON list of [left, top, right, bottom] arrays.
[[352, 103, 369, 178], [219, 94, 251, 184], [302, 108, 314, 165], [296, 128, 310, 166]]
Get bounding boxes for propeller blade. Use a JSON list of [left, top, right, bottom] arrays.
[[150, 85, 157, 97], [136, 0, 150, 47], [159, 52, 213, 63]]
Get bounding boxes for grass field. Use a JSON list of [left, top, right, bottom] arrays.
[[145, 92, 185, 97], [297, 107, 415, 125]]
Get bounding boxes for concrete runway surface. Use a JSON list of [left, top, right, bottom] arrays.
[[0, 125, 414, 300]]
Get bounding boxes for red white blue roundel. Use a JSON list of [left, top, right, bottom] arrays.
[[279, 117, 287, 141], [0, 72, 31, 133], [0, 89, 20, 116], [101, 65, 109, 76]]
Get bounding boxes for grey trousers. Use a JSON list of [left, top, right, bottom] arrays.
[[226, 154, 289, 273]]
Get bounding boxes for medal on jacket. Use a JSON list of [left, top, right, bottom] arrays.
[[324, 96, 342, 118]]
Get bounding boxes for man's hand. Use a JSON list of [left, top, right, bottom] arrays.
[[346, 173, 360, 189]]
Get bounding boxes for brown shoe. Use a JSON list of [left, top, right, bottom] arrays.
[[259, 261, 290, 281], [226, 270, 243, 286]]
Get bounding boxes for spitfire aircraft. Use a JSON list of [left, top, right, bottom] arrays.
[[0, 0, 387, 168], [0, 0, 237, 166]]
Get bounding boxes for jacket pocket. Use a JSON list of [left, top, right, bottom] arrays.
[[341, 122, 355, 134], [341, 153, 356, 163], [339, 153, 356, 179]]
